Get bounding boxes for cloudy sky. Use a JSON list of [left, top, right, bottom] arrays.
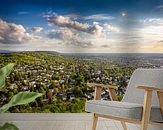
[[0, 0, 163, 53]]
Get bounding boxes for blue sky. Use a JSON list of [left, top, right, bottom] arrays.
[[0, 0, 163, 53]]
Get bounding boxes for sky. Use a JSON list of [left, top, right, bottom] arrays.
[[0, 0, 163, 53]]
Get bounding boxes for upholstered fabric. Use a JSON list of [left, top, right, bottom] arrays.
[[85, 100, 163, 122], [122, 69, 163, 106]]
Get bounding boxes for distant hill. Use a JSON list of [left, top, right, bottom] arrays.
[[0, 50, 14, 53], [33, 51, 59, 54], [0, 50, 60, 54]]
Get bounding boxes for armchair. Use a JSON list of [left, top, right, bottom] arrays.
[[85, 69, 163, 130]]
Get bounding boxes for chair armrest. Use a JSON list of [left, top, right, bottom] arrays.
[[137, 86, 163, 114], [87, 83, 117, 89], [87, 82, 118, 101], [136, 86, 163, 92], [137, 86, 163, 123]]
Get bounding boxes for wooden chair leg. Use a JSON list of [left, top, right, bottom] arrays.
[[141, 90, 152, 130], [157, 91, 163, 114], [92, 113, 98, 130], [121, 121, 127, 130], [92, 86, 100, 130]]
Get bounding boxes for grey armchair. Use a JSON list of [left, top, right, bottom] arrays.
[[85, 69, 163, 130]]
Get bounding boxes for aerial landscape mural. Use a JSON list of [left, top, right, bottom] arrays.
[[0, 0, 163, 113]]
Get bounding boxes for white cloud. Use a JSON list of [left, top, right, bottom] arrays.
[[88, 24, 103, 36], [93, 22, 99, 25], [46, 15, 104, 36], [44, 13, 124, 50], [111, 17, 163, 53], [84, 14, 115, 20], [0, 19, 40, 44], [47, 29, 74, 40], [3, 12, 163, 53], [156, 5, 163, 9], [66, 39, 93, 48], [64, 14, 79, 20], [138, 26, 163, 43], [143, 18, 163, 26], [31, 27, 43, 33], [47, 15, 88, 31], [136, 18, 163, 45], [103, 24, 120, 33], [17, 11, 29, 15], [101, 44, 111, 48], [47, 29, 93, 48]]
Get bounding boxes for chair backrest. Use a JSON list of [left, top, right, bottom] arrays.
[[122, 68, 163, 107]]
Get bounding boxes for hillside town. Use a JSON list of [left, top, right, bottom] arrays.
[[0, 52, 163, 112]]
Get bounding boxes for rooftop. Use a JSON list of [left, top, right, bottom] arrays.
[[0, 113, 126, 130]]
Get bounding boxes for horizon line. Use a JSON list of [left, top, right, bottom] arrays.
[[1, 50, 163, 54]]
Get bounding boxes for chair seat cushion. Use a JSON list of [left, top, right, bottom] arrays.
[[85, 100, 163, 122]]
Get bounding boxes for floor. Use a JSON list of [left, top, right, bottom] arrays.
[[0, 113, 138, 130]]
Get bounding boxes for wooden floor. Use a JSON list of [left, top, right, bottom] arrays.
[[0, 113, 138, 130]]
